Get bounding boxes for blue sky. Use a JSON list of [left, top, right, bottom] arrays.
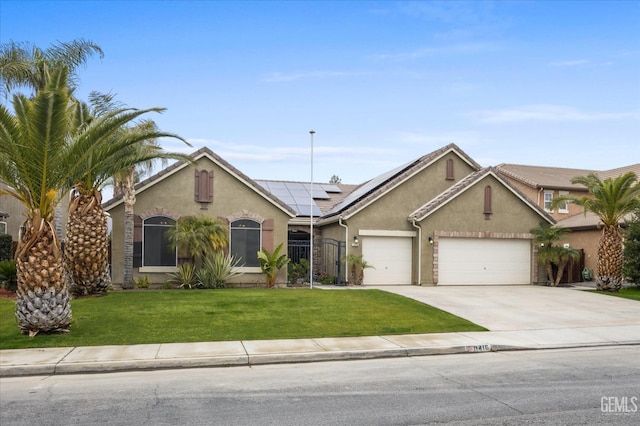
[[2, 0, 639, 184]]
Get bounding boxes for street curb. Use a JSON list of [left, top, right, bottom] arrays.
[[2, 341, 639, 378]]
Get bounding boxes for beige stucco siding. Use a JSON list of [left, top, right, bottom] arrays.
[[418, 175, 545, 285], [107, 156, 291, 286]]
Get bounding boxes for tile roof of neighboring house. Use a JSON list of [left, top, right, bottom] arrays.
[[102, 147, 297, 217], [496, 163, 640, 190], [556, 210, 636, 230], [318, 143, 482, 223], [408, 167, 555, 224]]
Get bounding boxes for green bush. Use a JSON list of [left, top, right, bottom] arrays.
[[0, 234, 12, 261], [132, 275, 150, 288], [288, 258, 309, 285], [0, 260, 17, 291], [623, 208, 640, 286]]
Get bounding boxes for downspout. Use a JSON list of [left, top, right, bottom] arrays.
[[338, 216, 349, 285], [410, 218, 422, 286]]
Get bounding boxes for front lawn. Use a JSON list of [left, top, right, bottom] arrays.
[[0, 289, 486, 350], [586, 286, 640, 302]]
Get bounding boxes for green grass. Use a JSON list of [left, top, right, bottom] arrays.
[[0, 289, 485, 350], [586, 286, 640, 301]]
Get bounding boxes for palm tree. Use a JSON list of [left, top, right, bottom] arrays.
[[0, 39, 103, 98], [552, 172, 640, 292], [530, 222, 569, 285], [108, 114, 190, 290], [167, 215, 228, 267], [0, 68, 76, 335], [64, 97, 188, 297], [344, 254, 373, 286]]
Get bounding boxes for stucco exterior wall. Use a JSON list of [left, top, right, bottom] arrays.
[[107, 156, 292, 286], [560, 228, 601, 275], [417, 174, 546, 285]]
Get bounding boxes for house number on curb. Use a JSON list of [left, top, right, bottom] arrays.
[[465, 344, 491, 352]]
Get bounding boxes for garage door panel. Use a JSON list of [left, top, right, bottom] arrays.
[[362, 236, 412, 285], [438, 238, 531, 285]]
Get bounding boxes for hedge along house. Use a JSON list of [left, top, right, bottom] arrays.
[[315, 144, 554, 286], [103, 147, 296, 287]]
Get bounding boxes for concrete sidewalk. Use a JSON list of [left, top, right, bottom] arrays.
[[2, 285, 639, 377]]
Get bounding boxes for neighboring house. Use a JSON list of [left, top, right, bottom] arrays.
[[0, 180, 24, 241], [1, 180, 71, 244], [103, 147, 297, 287], [316, 144, 554, 286], [496, 163, 640, 277]]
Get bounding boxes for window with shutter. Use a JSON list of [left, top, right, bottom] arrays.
[[194, 169, 214, 209]]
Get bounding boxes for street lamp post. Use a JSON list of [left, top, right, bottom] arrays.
[[309, 130, 315, 289]]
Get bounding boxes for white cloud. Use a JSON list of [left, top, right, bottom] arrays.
[[261, 70, 357, 83], [373, 43, 498, 61], [549, 59, 590, 67], [469, 104, 640, 124]]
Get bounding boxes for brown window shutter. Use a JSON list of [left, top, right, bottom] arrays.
[[133, 215, 143, 267], [262, 219, 274, 251], [484, 185, 492, 218], [194, 169, 200, 202], [446, 159, 454, 180], [208, 170, 214, 202]]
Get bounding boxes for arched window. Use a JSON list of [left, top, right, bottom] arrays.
[[143, 216, 176, 266], [230, 219, 261, 267], [484, 185, 492, 219]]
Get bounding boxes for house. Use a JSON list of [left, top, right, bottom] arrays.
[[315, 144, 554, 286], [496, 163, 640, 278], [103, 143, 558, 287], [103, 147, 297, 287]]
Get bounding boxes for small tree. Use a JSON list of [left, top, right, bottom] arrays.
[[530, 222, 578, 286], [623, 208, 640, 286], [167, 215, 228, 266], [257, 243, 289, 288], [345, 254, 373, 285], [329, 175, 342, 184]]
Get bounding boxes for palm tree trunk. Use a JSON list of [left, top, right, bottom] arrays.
[[554, 260, 568, 286], [64, 190, 111, 296], [545, 261, 554, 286], [596, 225, 624, 292], [121, 170, 136, 290], [15, 216, 71, 335]]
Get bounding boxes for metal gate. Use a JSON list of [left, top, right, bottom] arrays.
[[320, 238, 346, 285], [288, 240, 310, 265]]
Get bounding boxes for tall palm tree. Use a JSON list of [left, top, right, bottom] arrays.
[[92, 92, 191, 290], [0, 39, 103, 98], [552, 172, 640, 292], [64, 97, 189, 297]]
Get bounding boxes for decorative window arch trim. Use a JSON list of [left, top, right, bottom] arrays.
[[139, 207, 181, 221], [226, 210, 265, 224]]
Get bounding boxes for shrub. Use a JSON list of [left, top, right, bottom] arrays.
[[132, 275, 150, 288], [623, 208, 640, 286], [196, 251, 244, 289], [0, 259, 17, 291], [168, 263, 198, 289], [288, 258, 309, 285], [0, 234, 12, 261]]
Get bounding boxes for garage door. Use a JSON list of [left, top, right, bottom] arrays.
[[362, 236, 412, 285], [438, 238, 531, 285]]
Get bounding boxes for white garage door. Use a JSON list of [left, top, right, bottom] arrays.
[[438, 238, 531, 285], [362, 236, 412, 285]]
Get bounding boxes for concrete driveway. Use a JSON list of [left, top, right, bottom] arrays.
[[375, 285, 640, 331]]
